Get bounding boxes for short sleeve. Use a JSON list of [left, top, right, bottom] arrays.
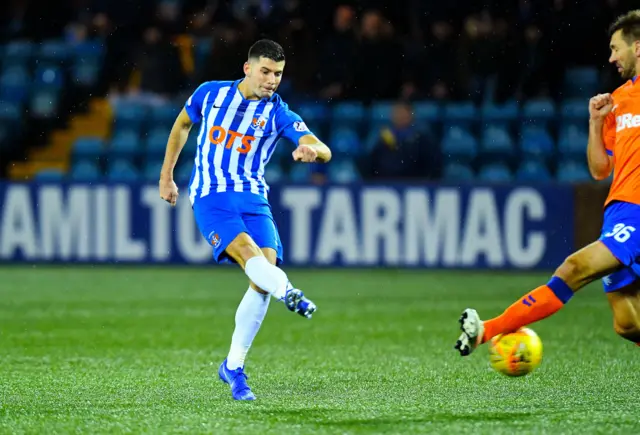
[[184, 82, 211, 124], [275, 104, 314, 144], [603, 111, 616, 156]]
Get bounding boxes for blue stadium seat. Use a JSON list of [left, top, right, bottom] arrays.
[[73, 40, 105, 60], [34, 168, 65, 181], [143, 160, 164, 182], [33, 65, 64, 89], [327, 159, 361, 183], [29, 89, 60, 119], [441, 126, 478, 161], [72, 137, 105, 161], [443, 101, 477, 127], [296, 102, 330, 123], [480, 125, 515, 160], [558, 125, 588, 159], [107, 159, 140, 182], [329, 127, 361, 157], [72, 60, 101, 87], [3, 40, 34, 67], [175, 161, 194, 185], [38, 39, 70, 62], [516, 159, 552, 182], [145, 128, 170, 157], [109, 130, 141, 157], [289, 164, 312, 183], [70, 160, 101, 181], [521, 99, 556, 128], [331, 101, 365, 129], [560, 99, 589, 122], [519, 126, 555, 159], [112, 102, 147, 132], [557, 159, 592, 183], [412, 100, 441, 123], [0, 101, 22, 122], [369, 101, 394, 129], [0, 65, 29, 103], [264, 161, 285, 184], [443, 162, 475, 181], [478, 163, 513, 182], [148, 105, 180, 126], [481, 100, 519, 126], [194, 37, 212, 71], [564, 67, 599, 98]]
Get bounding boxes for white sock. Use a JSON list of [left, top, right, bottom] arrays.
[[244, 256, 289, 300], [226, 287, 270, 370]]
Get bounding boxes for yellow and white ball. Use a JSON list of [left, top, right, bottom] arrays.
[[488, 327, 543, 377]]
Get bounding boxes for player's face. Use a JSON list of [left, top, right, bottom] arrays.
[[609, 30, 638, 80], [245, 57, 285, 99]]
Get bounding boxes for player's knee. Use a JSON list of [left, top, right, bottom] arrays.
[[555, 254, 594, 286]]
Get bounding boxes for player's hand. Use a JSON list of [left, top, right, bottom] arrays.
[[292, 145, 318, 163], [159, 177, 179, 206], [589, 93, 614, 121]]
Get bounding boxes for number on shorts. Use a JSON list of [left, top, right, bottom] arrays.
[[604, 223, 636, 243]]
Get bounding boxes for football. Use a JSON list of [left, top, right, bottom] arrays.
[[488, 327, 543, 377]]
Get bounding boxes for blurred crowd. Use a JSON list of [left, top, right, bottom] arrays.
[[2, 0, 637, 104]]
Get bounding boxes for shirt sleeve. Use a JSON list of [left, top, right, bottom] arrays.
[[603, 110, 616, 156], [275, 104, 314, 144], [184, 82, 211, 124]]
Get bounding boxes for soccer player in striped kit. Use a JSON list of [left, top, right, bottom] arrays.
[[159, 39, 332, 400]]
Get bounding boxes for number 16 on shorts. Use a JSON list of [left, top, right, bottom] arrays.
[[605, 223, 636, 243]]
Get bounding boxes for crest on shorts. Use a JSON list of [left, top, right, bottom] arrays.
[[208, 231, 221, 248]]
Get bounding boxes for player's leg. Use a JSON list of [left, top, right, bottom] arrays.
[[455, 240, 622, 356], [607, 276, 640, 345], [218, 247, 275, 401]]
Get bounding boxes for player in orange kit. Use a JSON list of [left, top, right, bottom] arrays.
[[455, 10, 640, 356]]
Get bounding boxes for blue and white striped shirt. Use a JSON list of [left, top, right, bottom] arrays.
[[184, 79, 312, 203]]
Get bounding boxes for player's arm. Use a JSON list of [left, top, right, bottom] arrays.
[[586, 93, 614, 181], [294, 134, 332, 163], [159, 108, 193, 205]]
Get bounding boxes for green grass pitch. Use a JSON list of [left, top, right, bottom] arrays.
[[1, 266, 639, 434]]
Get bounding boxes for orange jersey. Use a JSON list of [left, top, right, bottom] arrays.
[[603, 76, 640, 207]]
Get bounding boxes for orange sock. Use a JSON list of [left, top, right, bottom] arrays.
[[482, 277, 574, 343]]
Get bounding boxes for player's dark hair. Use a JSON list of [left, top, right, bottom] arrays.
[[609, 10, 640, 43], [248, 39, 285, 62]]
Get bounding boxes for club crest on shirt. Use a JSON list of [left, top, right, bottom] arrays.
[[252, 116, 267, 130]]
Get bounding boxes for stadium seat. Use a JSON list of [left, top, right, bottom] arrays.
[[29, 89, 60, 119], [521, 98, 556, 128], [72, 137, 105, 160], [107, 159, 140, 182], [412, 100, 441, 123], [69, 160, 101, 181], [478, 162, 513, 182], [289, 163, 312, 183], [3, 40, 34, 67], [327, 159, 361, 183], [72, 59, 101, 87], [112, 102, 147, 132], [441, 126, 478, 162], [481, 100, 519, 126], [480, 125, 515, 161], [331, 101, 365, 129], [143, 160, 164, 182], [564, 67, 599, 98], [519, 126, 555, 159], [0, 100, 22, 122], [264, 161, 285, 184], [558, 124, 588, 159], [34, 168, 65, 181], [73, 40, 105, 60], [443, 101, 477, 128], [148, 104, 180, 126], [145, 128, 170, 157], [369, 101, 394, 130], [33, 65, 64, 89], [296, 102, 330, 123], [38, 39, 70, 63], [516, 159, 552, 182], [175, 161, 194, 185], [109, 130, 142, 158], [1, 66, 30, 102], [443, 162, 475, 181], [329, 127, 361, 157], [560, 98, 589, 121], [556, 159, 592, 183]]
